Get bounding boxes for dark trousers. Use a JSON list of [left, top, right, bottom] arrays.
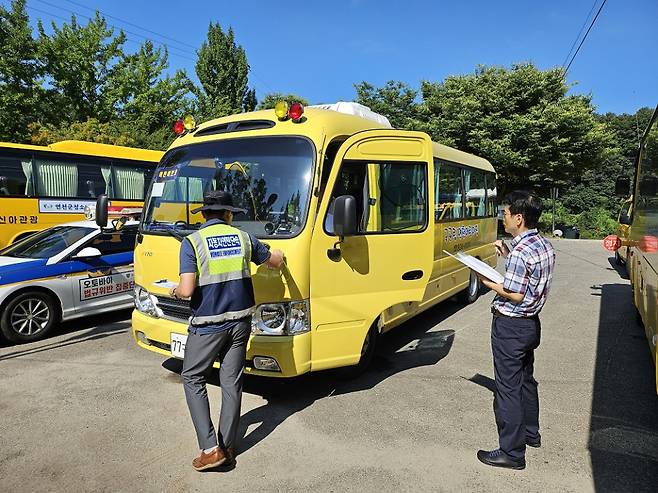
[[181, 320, 250, 451], [491, 313, 541, 461]]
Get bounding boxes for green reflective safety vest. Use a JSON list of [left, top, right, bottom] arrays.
[[187, 223, 255, 326]]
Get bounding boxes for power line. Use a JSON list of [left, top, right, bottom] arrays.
[[562, 0, 608, 77], [560, 0, 600, 70], [60, 0, 198, 52]]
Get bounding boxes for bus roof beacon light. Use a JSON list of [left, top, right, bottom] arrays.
[[173, 120, 185, 135], [275, 100, 289, 120], [289, 102, 304, 122], [183, 115, 196, 131]]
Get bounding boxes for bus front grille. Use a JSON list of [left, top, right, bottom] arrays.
[[154, 295, 192, 322]]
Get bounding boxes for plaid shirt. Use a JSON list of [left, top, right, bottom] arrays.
[[492, 229, 555, 317]]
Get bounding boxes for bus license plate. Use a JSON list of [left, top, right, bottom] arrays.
[[171, 333, 187, 359]]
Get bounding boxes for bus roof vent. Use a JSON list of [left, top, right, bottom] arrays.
[[194, 119, 275, 137], [308, 102, 392, 128]]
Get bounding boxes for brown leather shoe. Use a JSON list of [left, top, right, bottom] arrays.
[[192, 447, 226, 471]]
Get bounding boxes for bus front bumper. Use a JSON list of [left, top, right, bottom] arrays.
[[131, 310, 312, 378]]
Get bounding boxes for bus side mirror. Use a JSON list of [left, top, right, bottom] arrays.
[[615, 176, 630, 196], [96, 194, 108, 228], [639, 175, 658, 197], [619, 213, 631, 225], [333, 195, 357, 238]]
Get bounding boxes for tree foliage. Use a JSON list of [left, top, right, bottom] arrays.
[[0, 0, 44, 142], [194, 22, 252, 120]]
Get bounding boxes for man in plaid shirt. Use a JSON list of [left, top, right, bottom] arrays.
[[476, 191, 555, 470]]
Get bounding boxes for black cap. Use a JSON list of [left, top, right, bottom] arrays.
[[191, 190, 247, 214]]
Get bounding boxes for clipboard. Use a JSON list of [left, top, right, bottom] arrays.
[[443, 250, 505, 284]]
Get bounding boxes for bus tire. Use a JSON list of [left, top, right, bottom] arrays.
[[339, 324, 378, 379], [0, 291, 58, 343], [459, 270, 481, 304]]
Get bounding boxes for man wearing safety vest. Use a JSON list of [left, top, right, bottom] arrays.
[[170, 190, 284, 472]]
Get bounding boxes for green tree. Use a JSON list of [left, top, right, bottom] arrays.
[[37, 13, 126, 123], [256, 92, 309, 110], [354, 81, 419, 130], [29, 118, 136, 146], [0, 0, 44, 142], [194, 22, 252, 120], [419, 64, 616, 196], [242, 88, 257, 112], [108, 41, 194, 149]]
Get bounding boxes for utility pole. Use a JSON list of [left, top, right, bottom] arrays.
[[550, 187, 559, 234]]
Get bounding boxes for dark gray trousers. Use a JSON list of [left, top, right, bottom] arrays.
[[491, 314, 541, 462], [181, 320, 250, 450]]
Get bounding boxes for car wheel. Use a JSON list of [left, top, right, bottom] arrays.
[[0, 291, 58, 343], [459, 270, 481, 304]]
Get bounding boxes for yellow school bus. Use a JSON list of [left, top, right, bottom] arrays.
[[0, 140, 163, 248], [132, 103, 497, 377], [614, 104, 658, 393]]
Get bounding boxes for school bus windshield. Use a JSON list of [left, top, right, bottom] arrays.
[[142, 136, 315, 238]]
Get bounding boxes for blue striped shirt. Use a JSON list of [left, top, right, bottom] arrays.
[[492, 229, 555, 317]]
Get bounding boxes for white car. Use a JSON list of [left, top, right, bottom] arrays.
[[0, 220, 137, 343]]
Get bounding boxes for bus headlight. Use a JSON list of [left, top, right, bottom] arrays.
[[252, 300, 310, 336], [134, 286, 158, 317]]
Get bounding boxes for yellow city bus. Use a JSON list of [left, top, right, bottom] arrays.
[[614, 104, 658, 393], [131, 103, 497, 377], [0, 140, 163, 248]]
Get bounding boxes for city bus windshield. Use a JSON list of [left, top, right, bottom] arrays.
[[141, 136, 315, 238]]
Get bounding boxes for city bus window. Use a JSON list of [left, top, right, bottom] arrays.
[[77, 162, 110, 198], [112, 165, 147, 200], [34, 155, 79, 197], [486, 173, 497, 216], [435, 161, 463, 221], [0, 153, 33, 196], [464, 168, 486, 218]]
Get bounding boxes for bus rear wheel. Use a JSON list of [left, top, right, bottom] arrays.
[[0, 291, 58, 343]]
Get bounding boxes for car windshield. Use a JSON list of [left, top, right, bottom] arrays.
[[0, 226, 94, 259], [141, 136, 315, 238]]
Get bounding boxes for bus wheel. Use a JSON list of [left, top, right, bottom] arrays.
[[459, 270, 481, 304], [339, 324, 378, 379], [0, 291, 58, 343]]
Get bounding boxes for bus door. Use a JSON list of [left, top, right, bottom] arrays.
[[309, 130, 435, 370]]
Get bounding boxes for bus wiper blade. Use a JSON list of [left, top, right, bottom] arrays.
[[148, 222, 185, 242]]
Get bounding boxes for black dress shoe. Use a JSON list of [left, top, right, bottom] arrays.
[[526, 437, 541, 448], [477, 449, 525, 470]]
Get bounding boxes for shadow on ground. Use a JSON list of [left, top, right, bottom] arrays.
[[162, 298, 472, 456], [589, 282, 658, 491], [0, 309, 132, 359]]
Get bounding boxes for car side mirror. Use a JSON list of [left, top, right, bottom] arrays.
[[96, 194, 108, 228], [74, 247, 102, 259], [614, 176, 630, 196], [619, 213, 631, 225]]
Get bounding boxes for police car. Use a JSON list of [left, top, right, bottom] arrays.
[[0, 216, 138, 343]]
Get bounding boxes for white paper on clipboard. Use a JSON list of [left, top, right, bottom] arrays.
[[443, 250, 505, 284], [152, 280, 178, 289]]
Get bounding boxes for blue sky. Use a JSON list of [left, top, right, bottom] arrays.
[[23, 0, 657, 115]]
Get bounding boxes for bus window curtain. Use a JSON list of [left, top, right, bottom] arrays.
[[101, 166, 112, 195], [35, 160, 77, 197], [21, 160, 34, 196], [115, 168, 145, 199], [184, 177, 205, 202]]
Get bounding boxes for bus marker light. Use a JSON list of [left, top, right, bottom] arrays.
[[274, 100, 289, 120], [603, 235, 621, 252], [183, 115, 196, 131], [289, 102, 304, 122], [173, 120, 185, 135]]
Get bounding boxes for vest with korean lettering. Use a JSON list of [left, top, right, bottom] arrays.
[[186, 223, 254, 326]]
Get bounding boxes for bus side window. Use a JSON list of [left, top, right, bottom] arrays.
[[318, 138, 347, 203], [0, 153, 33, 196], [435, 161, 464, 221], [486, 173, 497, 217], [325, 161, 368, 234]]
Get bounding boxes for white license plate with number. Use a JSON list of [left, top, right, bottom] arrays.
[[171, 333, 188, 359]]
